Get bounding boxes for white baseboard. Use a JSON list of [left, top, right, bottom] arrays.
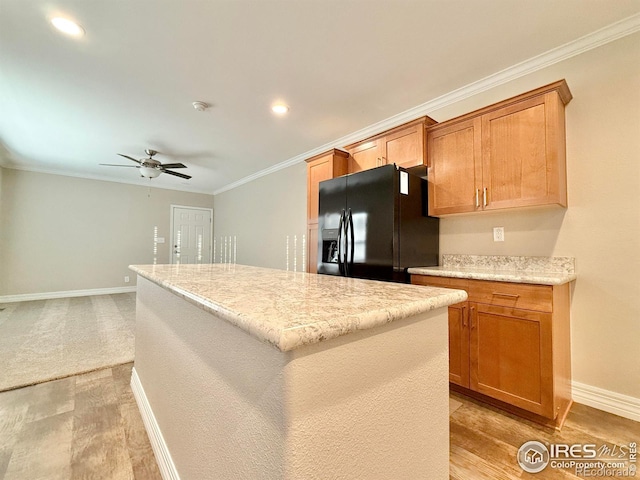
[[573, 381, 640, 422], [130, 367, 181, 480], [0, 286, 137, 303]]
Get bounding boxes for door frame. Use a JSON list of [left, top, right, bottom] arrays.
[[169, 205, 214, 264]]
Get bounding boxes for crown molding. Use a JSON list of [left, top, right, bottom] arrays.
[[2, 164, 215, 196], [214, 13, 640, 196]]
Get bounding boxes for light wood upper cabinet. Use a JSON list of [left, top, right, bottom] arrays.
[[427, 117, 482, 215], [427, 80, 571, 216], [346, 116, 436, 173], [347, 140, 381, 173], [383, 120, 428, 169], [306, 149, 349, 224], [305, 149, 349, 273]]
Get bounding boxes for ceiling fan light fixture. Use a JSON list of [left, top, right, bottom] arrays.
[[50, 17, 85, 37], [192, 101, 209, 111], [140, 166, 161, 178]]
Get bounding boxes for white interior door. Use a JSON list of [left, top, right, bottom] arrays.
[[170, 206, 213, 264]]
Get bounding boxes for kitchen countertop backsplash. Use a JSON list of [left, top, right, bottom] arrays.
[[408, 254, 576, 285]]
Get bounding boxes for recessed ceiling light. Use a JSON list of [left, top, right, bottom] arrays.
[[50, 17, 85, 37], [271, 104, 289, 115]]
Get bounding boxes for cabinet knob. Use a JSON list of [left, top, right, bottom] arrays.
[[475, 189, 480, 208], [483, 187, 488, 207]]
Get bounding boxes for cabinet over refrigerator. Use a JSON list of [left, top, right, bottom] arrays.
[[317, 164, 439, 283]]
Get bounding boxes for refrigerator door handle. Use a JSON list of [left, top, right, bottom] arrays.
[[343, 209, 350, 276], [346, 208, 355, 276], [337, 209, 345, 276]]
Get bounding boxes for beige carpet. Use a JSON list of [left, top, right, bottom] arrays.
[[0, 293, 135, 392]]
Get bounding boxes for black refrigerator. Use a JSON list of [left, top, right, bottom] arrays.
[[317, 164, 439, 283]]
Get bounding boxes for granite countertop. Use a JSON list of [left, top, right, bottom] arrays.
[[129, 263, 467, 352], [408, 255, 577, 286]]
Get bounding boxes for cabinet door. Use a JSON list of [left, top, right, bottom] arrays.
[[307, 154, 334, 224], [383, 123, 425, 169], [481, 92, 566, 210], [348, 139, 383, 173], [307, 224, 318, 274], [427, 117, 482, 216], [470, 303, 554, 417], [448, 303, 470, 387]]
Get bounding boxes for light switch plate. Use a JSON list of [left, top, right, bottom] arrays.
[[493, 227, 505, 242]]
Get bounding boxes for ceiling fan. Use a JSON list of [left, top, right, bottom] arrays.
[[100, 149, 191, 179]]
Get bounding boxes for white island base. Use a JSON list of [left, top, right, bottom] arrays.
[[130, 267, 459, 480]]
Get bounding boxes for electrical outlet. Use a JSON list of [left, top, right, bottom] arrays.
[[493, 227, 505, 242], [124, 276, 130, 283]]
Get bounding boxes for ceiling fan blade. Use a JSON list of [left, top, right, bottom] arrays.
[[99, 163, 139, 167], [117, 154, 142, 164], [160, 162, 187, 169], [162, 169, 192, 180]]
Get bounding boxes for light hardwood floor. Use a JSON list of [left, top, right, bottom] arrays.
[[1, 364, 638, 479], [0, 363, 161, 480], [450, 392, 640, 479]]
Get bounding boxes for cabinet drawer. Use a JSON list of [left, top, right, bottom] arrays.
[[411, 275, 468, 292], [411, 275, 553, 312], [470, 281, 552, 312]]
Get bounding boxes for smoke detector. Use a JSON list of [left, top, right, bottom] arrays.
[[192, 101, 209, 112]]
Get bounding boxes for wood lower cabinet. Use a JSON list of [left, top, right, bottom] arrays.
[[447, 302, 470, 387], [345, 116, 436, 173], [471, 303, 553, 417], [305, 149, 349, 273], [411, 275, 572, 427], [427, 80, 572, 216]]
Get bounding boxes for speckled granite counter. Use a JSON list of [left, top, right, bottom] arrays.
[[129, 263, 467, 352], [409, 254, 576, 285]]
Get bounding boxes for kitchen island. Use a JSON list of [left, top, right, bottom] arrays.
[[129, 263, 467, 480]]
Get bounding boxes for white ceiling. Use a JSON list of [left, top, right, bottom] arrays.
[[1, 1, 639, 195]]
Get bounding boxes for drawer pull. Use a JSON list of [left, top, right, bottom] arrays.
[[492, 292, 520, 299]]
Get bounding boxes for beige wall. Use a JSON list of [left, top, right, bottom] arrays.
[[213, 33, 640, 400], [0, 169, 214, 296], [213, 162, 306, 270], [0, 166, 5, 281], [431, 32, 640, 399]]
